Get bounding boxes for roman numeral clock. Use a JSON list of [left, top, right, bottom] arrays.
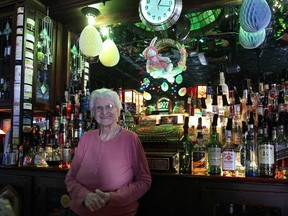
[[139, 0, 183, 31]]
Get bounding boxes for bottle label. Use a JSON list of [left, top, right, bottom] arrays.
[[192, 151, 206, 168], [258, 144, 274, 164], [222, 151, 236, 170], [208, 148, 221, 166]]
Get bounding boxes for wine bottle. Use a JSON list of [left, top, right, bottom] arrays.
[[179, 116, 192, 174]]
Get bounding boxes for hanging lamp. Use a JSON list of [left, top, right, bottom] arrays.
[[79, 7, 103, 57]]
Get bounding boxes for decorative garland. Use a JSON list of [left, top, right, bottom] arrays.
[[143, 37, 187, 82]]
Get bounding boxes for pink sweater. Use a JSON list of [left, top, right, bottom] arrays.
[[65, 128, 151, 216]]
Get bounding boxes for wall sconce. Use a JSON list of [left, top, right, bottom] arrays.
[[79, 7, 103, 57]]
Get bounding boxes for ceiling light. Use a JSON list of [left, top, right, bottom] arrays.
[[81, 7, 100, 25]]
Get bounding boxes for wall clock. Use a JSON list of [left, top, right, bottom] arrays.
[[139, 0, 183, 31]]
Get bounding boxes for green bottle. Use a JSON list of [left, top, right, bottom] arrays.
[[208, 114, 222, 175], [179, 116, 192, 174]]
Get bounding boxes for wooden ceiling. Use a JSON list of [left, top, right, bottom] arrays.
[[39, 0, 242, 34]]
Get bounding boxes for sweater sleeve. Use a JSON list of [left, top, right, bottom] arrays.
[[65, 132, 92, 205], [108, 132, 152, 206]]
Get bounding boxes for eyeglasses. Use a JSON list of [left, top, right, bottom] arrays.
[[95, 104, 116, 112]]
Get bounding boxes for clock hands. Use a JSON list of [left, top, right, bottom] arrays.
[[157, 0, 162, 9]]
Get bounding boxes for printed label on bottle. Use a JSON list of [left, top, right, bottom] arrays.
[[208, 148, 221, 166], [222, 151, 236, 170], [193, 151, 206, 168], [258, 144, 274, 164]]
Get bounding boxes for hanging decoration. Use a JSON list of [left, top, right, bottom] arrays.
[[161, 82, 169, 92], [99, 38, 120, 67], [40, 8, 53, 69], [143, 78, 150, 87], [2, 22, 12, 41], [178, 87, 187, 96], [79, 25, 103, 57], [175, 74, 183, 84], [143, 91, 152, 100], [239, 27, 266, 49], [142, 37, 187, 82], [239, 0, 271, 33]]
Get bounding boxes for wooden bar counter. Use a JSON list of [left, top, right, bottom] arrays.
[[0, 166, 288, 216]]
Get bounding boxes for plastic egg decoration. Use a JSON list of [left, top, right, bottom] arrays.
[[175, 74, 183, 84], [143, 91, 152, 100], [239, 26, 266, 49], [178, 87, 187, 96], [143, 78, 150, 87], [99, 39, 120, 67], [240, 0, 271, 32], [161, 82, 169, 92], [79, 25, 103, 57]]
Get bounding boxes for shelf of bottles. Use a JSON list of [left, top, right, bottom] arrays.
[[178, 69, 288, 179], [11, 5, 36, 148], [15, 39, 92, 168], [0, 14, 13, 106]]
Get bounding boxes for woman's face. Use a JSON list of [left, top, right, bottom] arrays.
[[94, 98, 119, 127]]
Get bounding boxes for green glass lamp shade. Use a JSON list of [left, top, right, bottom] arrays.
[[240, 0, 271, 32], [239, 26, 266, 49]]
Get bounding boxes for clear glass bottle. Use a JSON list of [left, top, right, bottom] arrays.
[[192, 117, 207, 175], [222, 117, 236, 177], [179, 116, 193, 174], [208, 114, 222, 175]]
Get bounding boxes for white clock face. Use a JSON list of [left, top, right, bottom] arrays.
[[140, 0, 176, 24]]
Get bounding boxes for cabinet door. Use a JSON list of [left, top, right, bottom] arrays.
[[0, 173, 33, 216], [35, 176, 70, 216], [201, 185, 288, 216], [0, 12, 14, 108]]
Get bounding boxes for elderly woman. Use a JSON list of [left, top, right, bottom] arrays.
[[65, 88, 151, 216]]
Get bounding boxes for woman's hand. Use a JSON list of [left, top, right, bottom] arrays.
[[95, 189, 111, 205], [83, 192, 106, 212]]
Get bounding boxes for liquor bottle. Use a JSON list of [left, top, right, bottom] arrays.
[[192, 117, 207, 175], [179, 116, 193, 174], [274, 112, 288, 179], [229, 81, 235, 116], [258, 109, 275, 178], [234, 92, 241, 117], [268, 81, 278, 112], [212, 93, 218, 115], [284, 79, 288, 112], [62, 130, 72, 169], [237, 121, 247, 177], [217, 85, 224, 112], [206, 81, 213, 114], [219, 68, 229, 101], [232, 112, 242, 149], [208, 114, 222, 175], [222, 117, 236, 176], [246, 111, 258, 177], [200, 97, 207, 117], [222, 95, 230, 118]]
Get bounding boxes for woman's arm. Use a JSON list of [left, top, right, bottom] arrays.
[[108, 133, 152, 206]]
